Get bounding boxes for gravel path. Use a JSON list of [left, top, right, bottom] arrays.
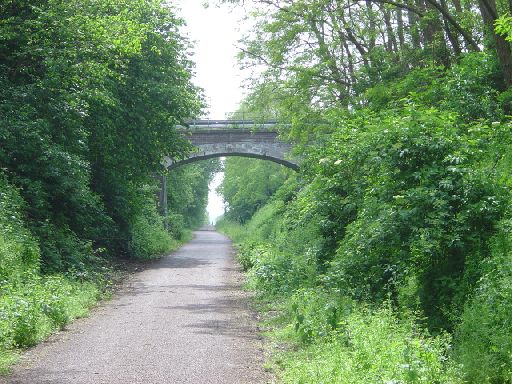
[[2, 230, 271, 384]]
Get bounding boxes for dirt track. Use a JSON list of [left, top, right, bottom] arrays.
[[3, 230, 271, 384]]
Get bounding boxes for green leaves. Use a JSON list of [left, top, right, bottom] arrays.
[[220, 157, 292, 223], [300, 106, 507, 326], [495, 14, 512, 42], [0, 0, 203, 266]]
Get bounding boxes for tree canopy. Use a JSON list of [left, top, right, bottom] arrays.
[[218, 0, 512, 382]]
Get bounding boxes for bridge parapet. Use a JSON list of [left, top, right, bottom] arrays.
[[166, 120, 298, 170], [177, 119, 284, 131]]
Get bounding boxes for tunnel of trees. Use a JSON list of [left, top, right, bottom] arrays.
[[2, 0, 512, 381]]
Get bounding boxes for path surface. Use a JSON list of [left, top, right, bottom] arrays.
[[3, 230, 271, 384]]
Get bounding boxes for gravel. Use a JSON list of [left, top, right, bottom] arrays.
[[2, 230, 272, 384]]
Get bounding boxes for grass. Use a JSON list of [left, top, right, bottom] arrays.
[[0, 230, 193, 375], [220, 218, 467, 384], [0, 275, 104, 374], [275, 306, 464, 384]]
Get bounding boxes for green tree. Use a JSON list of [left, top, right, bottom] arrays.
[[0, 0, 202, 267], [167, 160, 221, 238], [219, 157, 292, 223]]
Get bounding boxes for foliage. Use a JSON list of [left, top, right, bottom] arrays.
[[0, 0, 214, 372], [496, 14, 512, 42], [453, 218, 512, 383], [364, 53, 503, 122], [217, 0, 512, 381], [223, 0, 512, 147], [0, 175, 109, 372], [0, 0, 202, 267], [128, 185, 177, 260], [278, 305, 463, 384], [307, 106, 507, 329], [219, 90, 512, 382], [167, 160, 221, 238], [219, 157, 293, 223], [0, 275, 100, 349], [0, 175, 39, 281]]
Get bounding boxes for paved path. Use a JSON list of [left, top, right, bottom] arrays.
[[3, 230, 270, 384]]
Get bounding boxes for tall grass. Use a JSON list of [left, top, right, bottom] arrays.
[[278, 305, 463, 384]]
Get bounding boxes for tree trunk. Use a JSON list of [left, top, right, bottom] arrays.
[[407, 0, 422, 49], [414, 0, 428, 46], [478, 0, 512, 87], [440, 0, 461, 55], [366, 0, 377, 50], [383, 6, 399, 53], [423, 0, 450, 66], [397, 8, 406, 48]]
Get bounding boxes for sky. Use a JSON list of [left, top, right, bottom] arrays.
[[174, 1, 252, 223], [174, 0, 253, 119], [206, 170, 225, 224]]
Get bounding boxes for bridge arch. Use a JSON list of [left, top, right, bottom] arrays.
[[166, 152, 298, 171], [163, 120, 299, 171]]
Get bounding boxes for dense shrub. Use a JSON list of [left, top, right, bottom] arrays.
[[219, 102, 512, 382], [0, 275, 99, 350], [128, 184, 176, 260], [278, 305, 463, 384], [453, 219, 512, 383], [0, 0, 202, 268], [0, 176, 103, 371], [303, 107, 507, 329], [0, 176, 39, 281]]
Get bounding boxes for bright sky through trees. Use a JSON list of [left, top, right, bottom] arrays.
[[175, 1, 251, 119], [207, 171, 225, 224]]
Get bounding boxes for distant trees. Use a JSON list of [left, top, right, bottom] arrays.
[[219, 158, 292, 223]]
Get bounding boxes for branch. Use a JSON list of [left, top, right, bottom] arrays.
[[354, 0, 480, 51], [360, 0, 425, 16], [423, 0, 480, 51], [236, 45, 287, 72]]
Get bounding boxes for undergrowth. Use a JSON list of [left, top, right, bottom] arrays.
[[219, 218, 465, 383], [0, 176, 119, 373], [218, 190, 512, 383]]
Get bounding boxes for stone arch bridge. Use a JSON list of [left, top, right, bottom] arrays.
[[163, 119, 298, 171], [158, 119, 297, 219]]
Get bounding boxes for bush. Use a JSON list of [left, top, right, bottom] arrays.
[[248, 245, 317, 295], [0, 175, 40, 281], [304, 107, 507, 329], [0, 274, 100, 350], [453, 219, 512, 383], [288, 289, 353, 343], [167, 212, 189, 241], [127, 184, 177, 260], [278, 305, 463, 384], [129, 214, 176, 260]]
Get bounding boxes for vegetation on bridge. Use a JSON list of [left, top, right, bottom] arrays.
[[218, 0, 512, 382]]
